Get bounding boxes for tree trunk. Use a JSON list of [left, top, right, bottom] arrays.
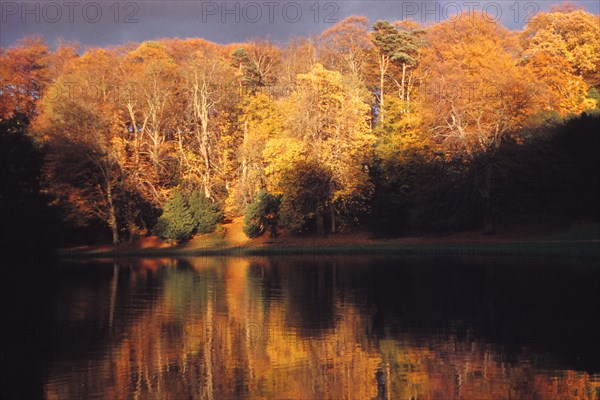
[[379, 55, 386, 125], [200, 118, 211, 199], [329, 203, 336, 234], [128, 224, 135, 245], [483, 205, 495, 235], [482, 165, 495, 235], [126, 104, 140, 166], [400, 63, 406, 103], [406, 73, 413, 108], [106, 183, 119, 245], [316, 214, 325, 237], [199, 78, 212, 200], [109, 218, 119, 245], [191, 68, 213, 200], [241, 120, 249, 203]]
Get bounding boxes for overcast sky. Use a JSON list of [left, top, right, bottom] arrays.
[[1, 1, 599, 49]]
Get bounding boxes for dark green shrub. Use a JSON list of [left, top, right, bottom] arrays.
[[153, 190, 222, 242], [188, 190, 223, 234], [243, 190, 280, 238], [153, 191, 196, 242]]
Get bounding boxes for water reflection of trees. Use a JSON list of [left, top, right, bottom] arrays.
[[44, 257, 600, 399]]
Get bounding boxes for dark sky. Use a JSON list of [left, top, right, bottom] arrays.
[[1, 1, 599, 48]]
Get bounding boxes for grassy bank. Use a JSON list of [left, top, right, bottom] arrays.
[[59, 240, 600, 259], [59, 218, 600, 259]]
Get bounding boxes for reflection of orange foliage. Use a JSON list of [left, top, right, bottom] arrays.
[[531, 370, 599, 400], [137, 257, 172, 271], [224, 258, 250, 323], [182, 257, 224, 272], [44, 259, 600, 399]]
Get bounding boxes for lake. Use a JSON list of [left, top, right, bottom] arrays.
[[1, 256, 599, 399]]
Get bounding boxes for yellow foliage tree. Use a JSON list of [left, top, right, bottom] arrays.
[[226, 92, 283, 214], [521, 7, 600, 87], [520, 7, 600, 115], [265, 64, 375, 232]]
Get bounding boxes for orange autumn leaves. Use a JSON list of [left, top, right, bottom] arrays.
[[1, 7, 598, 240], [419, 10, 599, 158], [419, 14, 538, 157]]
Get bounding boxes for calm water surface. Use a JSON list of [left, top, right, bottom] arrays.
[[1, 256, 599, 399]]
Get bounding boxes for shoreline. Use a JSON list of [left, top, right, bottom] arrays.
[[59, 239, 600, 259], [56, 218, 600, 259]]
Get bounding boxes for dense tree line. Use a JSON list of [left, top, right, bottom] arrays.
[[1, 6, 599, 244]]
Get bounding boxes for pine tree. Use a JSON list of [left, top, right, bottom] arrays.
[[243, 190, 280, 238], [188, 190, 222, 234], [153, 191, 196, 242]]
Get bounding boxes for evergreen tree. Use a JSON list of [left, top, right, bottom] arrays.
[[231, 48, 262, 93], [189, 190, 223, 234], [243, 190, 280, 238], [153, 191, 196, 242]]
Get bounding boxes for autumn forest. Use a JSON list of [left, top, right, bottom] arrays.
[[1, 5, 600, 248]]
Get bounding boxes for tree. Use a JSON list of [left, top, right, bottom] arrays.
[[153, 191, 196, 242], [11, 9, 599, 244], [265, 64, 375, 233], [391, 20, 426, 110], [420, 13, 539, 156], [188, 190, 223, 234], [521, 51, 595, 115], [120, 41, 180, 203], [277, 160, 332, 234], [370, 21, 424, 124], [38, 102, 125, 244], [278, 37, 318, 96], [418, 12, 541, 233], [231, 48, 261, 94], [371, 97, 431, 236], [0, 37, 51, 122], [243, 190, 280, 238], [521, 7, 600, 87], [231, 40, 280, 96], [0, 110, 69, 251], [319, 16, 373, 79], [246, 40, 281, 89], [228, 92, 282, 213], [33, 46, 144, 244], [520, 7, 600, 114], [153, 190, 221, 242], [175, 46, 237, 200]]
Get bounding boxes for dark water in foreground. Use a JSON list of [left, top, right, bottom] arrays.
[[1, 256, 599, 399]]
